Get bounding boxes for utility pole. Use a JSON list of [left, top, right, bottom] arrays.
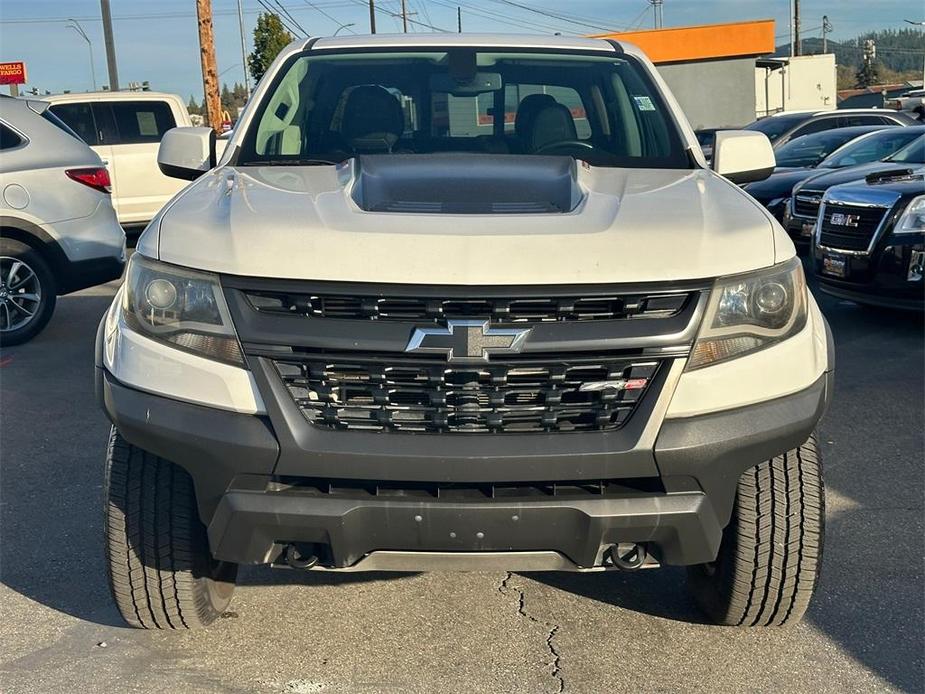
[[794, 0, 802, 56], [401, 0, 409, 33], [196, 0, 222, 133], [236, 0, 250, 97], [821, 15, 832, 53], [100, 0, 119, 91], [368, 0, 376, 33], [457, 6, 462, 33]]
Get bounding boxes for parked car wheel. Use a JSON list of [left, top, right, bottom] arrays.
[[687, 435, 824, 626], [104, 427, 237, 630], [0, 238, 57, 346]]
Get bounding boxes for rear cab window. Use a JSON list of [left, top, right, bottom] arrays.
[[49, 99, 176, 145], [108, 100, 177, 143], [49, 102, 98, 144]]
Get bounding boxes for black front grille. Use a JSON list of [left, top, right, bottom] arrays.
[[267, 476, 665, 499], [245, 290, 692, 323], [818, 203, 888, 252], [274, 356, 661, 434], [793, 193, 822, 219]]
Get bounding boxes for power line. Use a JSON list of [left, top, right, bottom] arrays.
[[301, 0, 357, 33], [272, 0, 309, 35], [0, 2, 360, 24], [485, 0, 612, 32], [254, 0, 304, 36], [431, 0, 570, 34], [348, 0, 448, 31]]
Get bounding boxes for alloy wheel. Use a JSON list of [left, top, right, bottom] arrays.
[[0, 256, 42, 332]]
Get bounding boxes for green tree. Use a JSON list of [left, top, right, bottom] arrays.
[[186, 95, 200, 116], [220, 82, 234, 111], [854, 60, 882, 88], [248, 13, 293, 84]]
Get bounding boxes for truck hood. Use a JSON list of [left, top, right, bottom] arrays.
[[150, 158, 778, 286], [796, 161, 916, 194]]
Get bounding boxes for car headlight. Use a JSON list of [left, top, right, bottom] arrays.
[[122, 254, 244, 366], [894, 195, 925, 234], [688, 257, 807, 370]]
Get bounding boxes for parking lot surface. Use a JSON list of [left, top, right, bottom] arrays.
[[1, 276, 922, 694]]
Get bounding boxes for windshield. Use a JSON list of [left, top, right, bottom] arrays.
[[744, 114, 810, 141], [818, 129, 923, 169], [237, 48, 689, 168], [886, 134, 925, 164], [774, 129, 881, 168]]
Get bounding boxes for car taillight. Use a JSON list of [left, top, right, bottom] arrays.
[[65, 166, 112, 193]]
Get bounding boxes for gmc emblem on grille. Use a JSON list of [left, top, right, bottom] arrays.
[[405, 320, 531, 363], [830, 212, 860, 227]]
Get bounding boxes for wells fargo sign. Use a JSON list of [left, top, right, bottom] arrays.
[[0, 62, 27, 86]]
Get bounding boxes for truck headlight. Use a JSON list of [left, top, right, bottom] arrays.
[[122, 254, 244, 366], [688, 257, 807, 370], [894, 195, 925, 234]]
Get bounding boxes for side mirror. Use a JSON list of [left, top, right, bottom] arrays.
[[157, 127, 216, 181], [712, 130, 776, 184]]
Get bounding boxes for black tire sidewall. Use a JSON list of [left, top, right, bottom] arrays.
[[0, 238, 57, 346]]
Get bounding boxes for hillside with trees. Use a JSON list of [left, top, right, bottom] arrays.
[[774, 27, 924, 88]]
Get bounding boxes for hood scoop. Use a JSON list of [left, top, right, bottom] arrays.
[[349, 154, 584, 214]]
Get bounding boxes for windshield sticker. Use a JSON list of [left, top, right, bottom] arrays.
[[633, 95, 655, 112]]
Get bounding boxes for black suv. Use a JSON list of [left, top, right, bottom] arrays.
[[813, 169, 925, 309], [744, 109, 915, 149]]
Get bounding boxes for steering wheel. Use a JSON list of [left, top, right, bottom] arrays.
[[533, 140, 596, 155]]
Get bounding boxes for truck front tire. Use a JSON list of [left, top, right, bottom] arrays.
[[104, 427, 237, 630], [687, 435, 824, 627]]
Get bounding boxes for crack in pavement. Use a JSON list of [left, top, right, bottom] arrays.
[[499, 572, 565, 693]]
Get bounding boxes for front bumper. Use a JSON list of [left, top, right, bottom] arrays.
[[813, 237, 925, 310], [98, 361, 832, 569]]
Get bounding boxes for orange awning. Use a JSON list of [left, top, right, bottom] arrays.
[[592, 19, 775, 64]]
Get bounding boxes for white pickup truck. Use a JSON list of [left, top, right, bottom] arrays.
[[44, 91, 191, 229], [96, 34, 834, 630]]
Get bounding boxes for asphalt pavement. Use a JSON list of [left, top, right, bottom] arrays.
[[1, 275, 922, 694]]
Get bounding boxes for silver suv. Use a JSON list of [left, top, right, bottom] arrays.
[[0, 96, 125, 344]]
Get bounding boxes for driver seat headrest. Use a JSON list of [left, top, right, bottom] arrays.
[[529, 103, 578, 153], [341, 85, 405, 153], [514, 94, 558, 143]]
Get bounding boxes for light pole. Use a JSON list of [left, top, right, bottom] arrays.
[[333, 22, 356, 36], [905, 20, 925, 86], [236, 0, 250, 97], [66, 18, 97, 91]]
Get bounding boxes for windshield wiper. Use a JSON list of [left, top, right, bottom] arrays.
[[241, 158, 338, 166]]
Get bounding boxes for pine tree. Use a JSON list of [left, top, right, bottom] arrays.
[[854, 60, 882, 88], [248, 13, 293, 84], [187, 95, 200, 116], [220, 82, 234, 111]]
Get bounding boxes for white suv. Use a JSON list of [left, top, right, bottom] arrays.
[[0, 96, 125, 344], [96, 35, 833, 630], [44, 91, 192, 229]]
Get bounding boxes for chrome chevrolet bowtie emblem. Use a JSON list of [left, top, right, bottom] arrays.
[[405, 320, 531, 363]]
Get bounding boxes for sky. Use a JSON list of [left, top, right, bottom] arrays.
[[0, 0, 922, 99]]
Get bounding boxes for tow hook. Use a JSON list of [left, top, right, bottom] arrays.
[[609, 542, 648, 571], [284, 544, 319, 570]]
